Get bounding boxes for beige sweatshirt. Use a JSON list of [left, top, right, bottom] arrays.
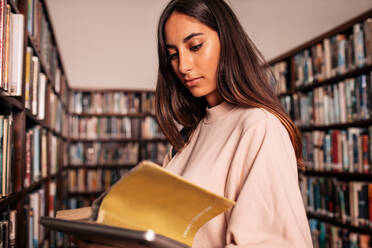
[[162, 102, 313, 248]]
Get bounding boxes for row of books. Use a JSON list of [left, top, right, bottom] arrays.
[[300, 176, 372, 227], [0, 114, 13, 198], [309, 219, 371, 248], [67, 168, 130, 193], [0, 3, 24, 95], [25, 125, 65, 187], [23, 180, 58, 248], [24, 47, 47, 120], [69, 142, 139, 166], [69, 116, 142, 139], [70, 91, 141, 114], [0, 209, 16, 248], [24, 187, 46, 248], [271, 61, 289, 94], [27, 0, 59, 82], [142, 116, 164, 139], [25, 126, 47, 187], [293, 19, 372, 87], [49, 91, 68, 136], [291, 72, 372, 127], [69, 116, 164, 139], [140, 142, 170, 165], [302, 127, 372, 173]]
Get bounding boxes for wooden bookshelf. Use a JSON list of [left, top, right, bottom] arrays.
[[269, 8, 372, 244], [299, 119, 372, 131], [65, 89, 170, 206], [301, 169, 372, 182], [0, 0, 71, 246], [307, 212, 372, 235]]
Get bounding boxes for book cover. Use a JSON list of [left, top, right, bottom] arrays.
[[9, 13, 24, 96], [42, 161, 235, 247]]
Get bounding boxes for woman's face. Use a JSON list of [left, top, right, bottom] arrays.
[[165, 12, 221, 107]]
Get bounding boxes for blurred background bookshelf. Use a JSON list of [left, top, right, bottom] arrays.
[[270, 8, 372, 247], [64, 89, 170, 209]]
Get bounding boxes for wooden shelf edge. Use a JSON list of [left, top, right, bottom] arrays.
[[0, 92, 24, 111], [307, 211, 372, 234], [67, 191, 104, 197], [299, 119, 372, 130], [294, 64, 372, 93], [8, 0, 20, 14], [300, 169, 372, 181], [0, 191, 23, 209]]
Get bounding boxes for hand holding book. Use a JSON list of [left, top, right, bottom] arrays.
[[40, 161, 235, 247]]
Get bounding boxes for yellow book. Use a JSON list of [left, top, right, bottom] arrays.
[[41, 161, 235, 247]]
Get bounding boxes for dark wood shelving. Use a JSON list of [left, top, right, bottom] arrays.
[[0, 91, 24, 111], [277, 91, 293, 97], [301, 169, 372, 182], [8, 0, 20, 13], [25, 109, 46, 127], [25, 109, 67, 140], [299, 119, 372, 131], [67, 191, 104, 197], [64, 164, 136, 170], [0, 171, 63, 209], [294, 64, 372, 93], [0, 191, 23, 209], [307, 212, 372, 235]]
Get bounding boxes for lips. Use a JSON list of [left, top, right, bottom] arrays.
[[185, 77, 202, 87]]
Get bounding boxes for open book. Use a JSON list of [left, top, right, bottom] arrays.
[[40, 161, 235, 247]]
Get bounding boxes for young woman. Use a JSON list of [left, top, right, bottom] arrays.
[[155, 0, 313, 247], [76, 0, 313, 247]]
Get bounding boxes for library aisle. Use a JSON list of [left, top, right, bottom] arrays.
[[0, 0, 371, 247]]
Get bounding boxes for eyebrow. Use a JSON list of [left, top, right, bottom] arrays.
[[166, 32, 204, 49]]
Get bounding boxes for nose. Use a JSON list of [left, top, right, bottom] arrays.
[[178, 50, 192, 74]]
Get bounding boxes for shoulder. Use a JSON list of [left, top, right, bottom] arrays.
[[231, 107, 283, 133]]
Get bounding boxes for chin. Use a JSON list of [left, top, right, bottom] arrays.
[[188, 88, 207, 98]]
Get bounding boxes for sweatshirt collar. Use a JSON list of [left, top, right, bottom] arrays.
[[203, 101, 236, 124]]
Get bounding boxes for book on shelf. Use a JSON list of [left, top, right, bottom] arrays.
[[0, 114, 14, 198], [41, 161, 235, 247], [300, 175, 372, 228], [8, 12, 24, 96], [0, 3, 24, 95], [308, 219, 371, 247], [0, 209, 17, 248], [290, 18, 372, 89], [302, 127, 372, 173]]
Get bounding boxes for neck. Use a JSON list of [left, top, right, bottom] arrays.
[[205, 92, 222, 107]]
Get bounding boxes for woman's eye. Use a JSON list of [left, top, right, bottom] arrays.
[[190, 43, 202, 51], [168, 53, 178, 61]]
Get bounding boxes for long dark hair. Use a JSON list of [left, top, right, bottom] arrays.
[[155, 0, 304, 169]]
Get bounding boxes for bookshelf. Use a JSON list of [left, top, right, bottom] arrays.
[[65, 88, 170, 209], [0, 0, 70, 247], [269, 8, 372, 247]]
